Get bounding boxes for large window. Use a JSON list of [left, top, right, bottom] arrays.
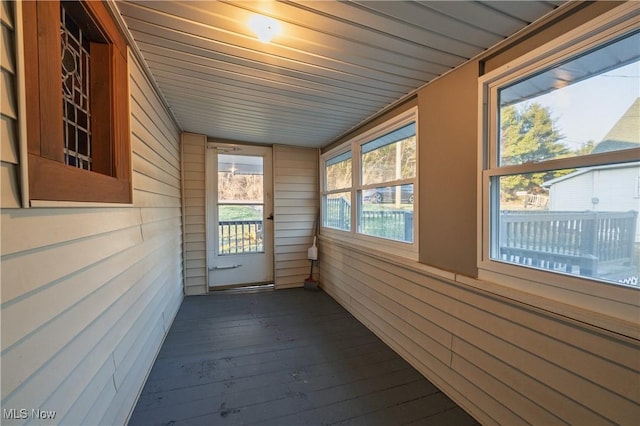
[[322, 109, 417, 256], [23, 0, 131, 204], [481, 16, 639, 289]]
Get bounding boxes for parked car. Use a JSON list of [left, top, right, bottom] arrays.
[[363, 184, 413, 204]]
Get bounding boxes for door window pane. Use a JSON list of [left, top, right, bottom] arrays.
[[218, 154, 263, 202], [218, 154, 264, 255]]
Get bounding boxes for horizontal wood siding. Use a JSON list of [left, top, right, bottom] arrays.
[[273, 145, 319, 289], [0, 39, 183, 426], [319, 239, 640, 425], [181, 132, 207, 295], [0, 0, 19, 208]]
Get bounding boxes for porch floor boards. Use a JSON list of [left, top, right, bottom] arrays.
[[129, 288, 478, 425]]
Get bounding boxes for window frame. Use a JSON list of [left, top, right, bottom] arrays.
[[322, 147, 353, 232], [321, 108, 419, 259], [22, 0, 132, 205], [478, 3, 640, 333]]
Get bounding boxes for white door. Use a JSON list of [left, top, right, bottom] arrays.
[[206, 143, 274, 288]]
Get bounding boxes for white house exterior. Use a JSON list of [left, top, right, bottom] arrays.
[[544, 163, 640, 241], [543, 98, 640, 241]]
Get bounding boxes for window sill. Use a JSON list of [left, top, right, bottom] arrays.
[[473, 264, 640, 340], [28, 154, 132, 205], [29, 200, 133, 208], [320, 227, 419, 262], [319, 233, 442, 279]]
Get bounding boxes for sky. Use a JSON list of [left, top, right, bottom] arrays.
[[516, 61, 639, 151]]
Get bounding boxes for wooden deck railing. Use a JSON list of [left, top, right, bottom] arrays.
[[360, 210, 413, 242], [325, 197, 413, 242], [325, 197, 351, 230], [499, 210, 637, 276], [218, 220, 263, 254]]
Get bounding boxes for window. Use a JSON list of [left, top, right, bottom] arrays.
[[481, 12, 639, 289], [359, 122, 416, 243], [61, 4, 100, 171], [321, 109, 418, 256], [23, 0, 131, 204], [323, 150, 352, 231]]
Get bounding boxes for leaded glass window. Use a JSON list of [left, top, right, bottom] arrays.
[[61, 4, 92, 170]]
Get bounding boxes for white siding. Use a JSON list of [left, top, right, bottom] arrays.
[[548, 172, 593, 211], [549, 166, 640, 241], [319, 239, 640, 425], [0, 20, 183, 424], [273, 145, 319, 289], [181, 132, 208, 295], [0, 0, 20, 208]]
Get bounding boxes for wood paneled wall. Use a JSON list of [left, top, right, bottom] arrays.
[[181, 132, 208, 295], [273, 145, 319, 289], [0, 5, 183, 422], [320, 239, 640, 425]]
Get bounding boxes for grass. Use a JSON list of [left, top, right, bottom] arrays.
[[219, 205, 263, 221]]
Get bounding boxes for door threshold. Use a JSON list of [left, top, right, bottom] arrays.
[[209, 283, 275, 294]]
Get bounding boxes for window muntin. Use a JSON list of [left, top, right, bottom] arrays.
[[321, 110, 418, 254], [485, 28, 640, 288], [61, 3, 103, 171]]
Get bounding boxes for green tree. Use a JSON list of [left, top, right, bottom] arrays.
[[500, 103, 568, 200]]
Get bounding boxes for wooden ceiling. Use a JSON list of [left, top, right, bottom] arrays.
[[116, 1, 565, 148]]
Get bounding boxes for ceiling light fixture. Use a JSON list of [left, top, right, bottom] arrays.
[[249, 14, 281, 43]]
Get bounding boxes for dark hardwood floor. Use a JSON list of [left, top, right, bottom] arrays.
[[129, 288, 478, 426]]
